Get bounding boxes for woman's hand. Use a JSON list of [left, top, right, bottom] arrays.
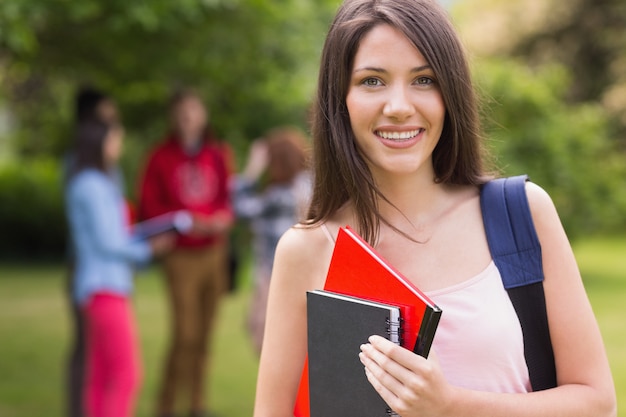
[[189, 211, 234, 237], [359, 335, 455, 417], [149, 232, 176, 257]]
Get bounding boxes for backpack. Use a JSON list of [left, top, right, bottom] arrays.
[[480, 175, 557, 391]]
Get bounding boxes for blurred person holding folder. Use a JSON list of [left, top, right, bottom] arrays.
[[137, 88, 233, 417], [65, 119, 174, 417], [253, 0, 616, 416]]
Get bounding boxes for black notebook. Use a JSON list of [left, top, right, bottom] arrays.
[[307, 290, 401, 417]]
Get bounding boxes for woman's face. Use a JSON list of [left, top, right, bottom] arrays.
[[345, 24, 446, 180], [96, 99, 119, 124], [103, 126, 124, 166], [172, 96, 208, 144]]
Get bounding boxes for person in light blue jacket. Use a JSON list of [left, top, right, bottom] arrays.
[[63, 86, 123, 417], [65, 119, 174, 417]]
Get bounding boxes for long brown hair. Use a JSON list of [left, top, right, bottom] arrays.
[[70, 119, 113, 179], [306, 0, 491, 244]]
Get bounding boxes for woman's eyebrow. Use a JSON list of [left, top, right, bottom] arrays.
[[353, 64, 432, 74]]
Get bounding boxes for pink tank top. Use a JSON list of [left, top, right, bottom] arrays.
[[426, 262, 531, 393]]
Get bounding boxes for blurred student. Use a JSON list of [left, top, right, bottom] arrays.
[[65, 119, 174, 417], [64, 86, 124, 417], [232, 127, 311, 353], [137, 89, 233, 417]]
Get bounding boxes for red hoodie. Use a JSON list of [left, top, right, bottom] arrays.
[[138, 135, 233, 248]]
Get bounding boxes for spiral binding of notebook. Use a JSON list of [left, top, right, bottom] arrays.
[[386, 317, 403, 345], [385, 317, 402, 417]]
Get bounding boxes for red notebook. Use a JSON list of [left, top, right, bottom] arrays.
[[294, 226, 442, 417]]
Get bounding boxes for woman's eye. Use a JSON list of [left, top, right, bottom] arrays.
[[415, 76, 434, 86], [362, 77, 382, 87]]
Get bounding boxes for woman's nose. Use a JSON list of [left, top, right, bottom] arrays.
[[382, 85, 415, 121]]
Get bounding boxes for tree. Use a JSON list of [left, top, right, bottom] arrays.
[[476, 58, 626, 236], [0, 0, 342, 259], [453, 0, 626, 144], [0, 0, 341, 159], [448, 0, 626, 236]]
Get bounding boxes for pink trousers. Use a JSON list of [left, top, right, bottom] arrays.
[[83, 293, 141, 417]]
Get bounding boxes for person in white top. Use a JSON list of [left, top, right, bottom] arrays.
[[253, 0, 616, 416]]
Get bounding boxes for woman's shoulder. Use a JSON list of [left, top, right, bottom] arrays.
[[67, 170, 116, 202], [524, 181, 558, 222], [523, 180, 565, 245], [273, 223, 338, 288], [524, 180, 553, 207], [277, 223, 335, 259], [280, 205, 351, 250]]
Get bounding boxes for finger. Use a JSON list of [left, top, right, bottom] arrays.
[[369, 335, 429, 372], [365, 336, 436, 401], [359, 344, 407, 396], [363, 364, 400, 412]]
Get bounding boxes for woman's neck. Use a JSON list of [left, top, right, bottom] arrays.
[[375, 171, 442, 221]]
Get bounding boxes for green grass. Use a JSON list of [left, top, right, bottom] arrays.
[[0, 264, 258, 417], [573, 237, 626, 413], [0, 237, 624, 416]]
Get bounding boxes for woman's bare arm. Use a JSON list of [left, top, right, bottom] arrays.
[[253, 225, 334, 417]]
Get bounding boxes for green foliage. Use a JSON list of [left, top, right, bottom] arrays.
[[451, 0, 626, 142], [476, 58, 626, 237], [0, 158, 67, 260], [3, 0, 626, 258], [0, 0, 341, 160], [0, 1, 343, 258]]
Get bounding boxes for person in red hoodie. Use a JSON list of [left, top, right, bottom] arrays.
[[137, 88, 233, 417]]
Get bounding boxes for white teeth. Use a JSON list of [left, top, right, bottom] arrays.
[[377, 129, 421, 140]]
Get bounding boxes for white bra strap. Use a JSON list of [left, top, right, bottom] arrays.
[[320, 223, 335, 244]]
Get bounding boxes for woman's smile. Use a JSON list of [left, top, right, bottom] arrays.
[[374, 127, 425, 149]]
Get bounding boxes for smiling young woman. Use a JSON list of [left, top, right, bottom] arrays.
[[253, 1, 617, 416]]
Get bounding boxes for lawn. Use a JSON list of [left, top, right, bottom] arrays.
[[0, 237, 624, 417], [0, 263, 259, 417]]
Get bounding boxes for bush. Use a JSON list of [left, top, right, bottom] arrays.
[[476, 59, 626, 238], [0, 158, 67, 260]]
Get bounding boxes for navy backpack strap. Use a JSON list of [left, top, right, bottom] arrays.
[[480, 175, 557, 391]]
